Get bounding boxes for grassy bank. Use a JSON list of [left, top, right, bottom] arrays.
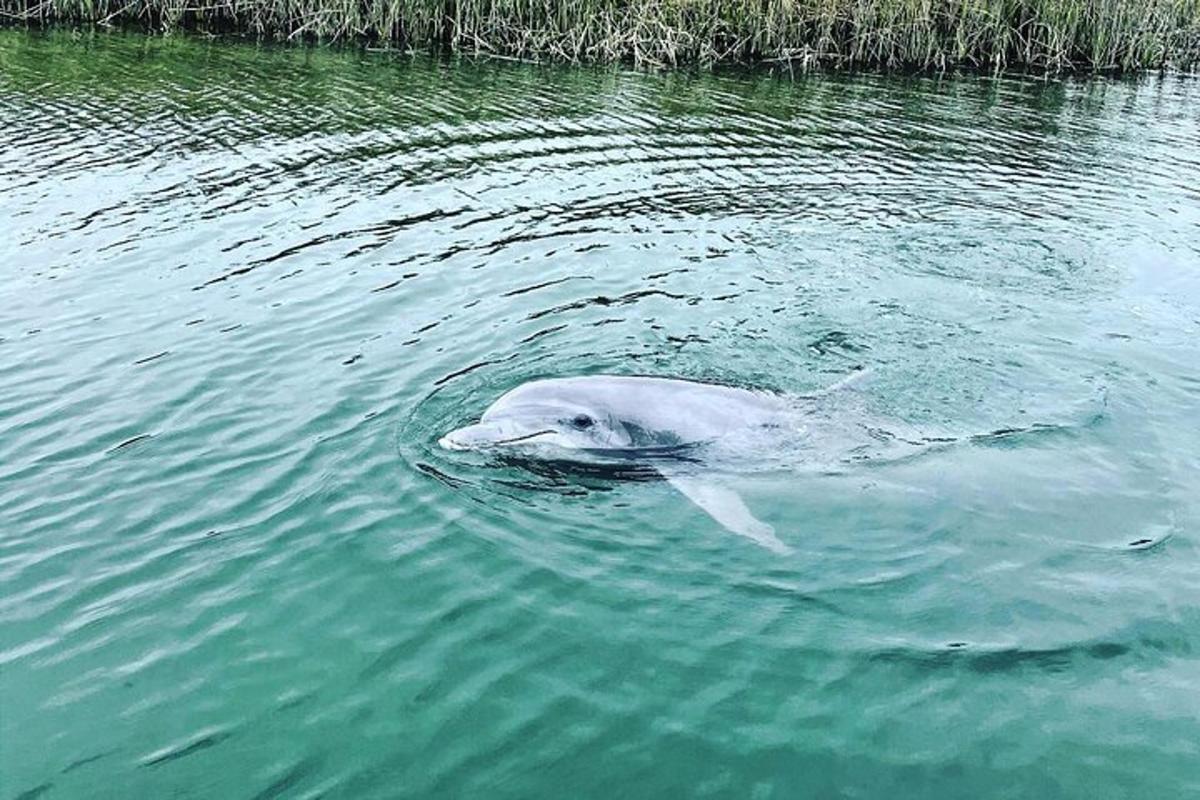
[[4, 0, 1199, 71]]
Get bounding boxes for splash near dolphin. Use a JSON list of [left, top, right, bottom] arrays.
[[438, 371, 1091, 553]]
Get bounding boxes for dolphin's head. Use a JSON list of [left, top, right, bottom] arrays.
[[439, 382, 633, 455]]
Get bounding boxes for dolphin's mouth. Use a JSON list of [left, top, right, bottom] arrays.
[[438, 424, 556, 451], [488, 429, 556, 447]]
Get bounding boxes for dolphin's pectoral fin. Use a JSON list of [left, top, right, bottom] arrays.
[[664, 475, 791, 554]]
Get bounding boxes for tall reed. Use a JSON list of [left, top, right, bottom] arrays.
[[4, 0, 1199, 71]]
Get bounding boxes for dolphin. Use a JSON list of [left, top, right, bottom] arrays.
[[438, 372, 885, 554], [437, 372, 1104, 553]]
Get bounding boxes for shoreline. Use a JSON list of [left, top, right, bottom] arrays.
[[3, 0, 1199, 74]]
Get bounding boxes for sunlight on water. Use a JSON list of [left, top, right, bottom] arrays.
[[1, 29, 1199, 799]]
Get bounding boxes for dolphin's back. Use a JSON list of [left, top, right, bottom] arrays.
[[496, 375, 787, 445]]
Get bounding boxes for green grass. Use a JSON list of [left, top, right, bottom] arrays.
[[4, 0, 1199, 71]]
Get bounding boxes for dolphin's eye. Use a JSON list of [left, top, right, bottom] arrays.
[[571, 414, 594, 430]]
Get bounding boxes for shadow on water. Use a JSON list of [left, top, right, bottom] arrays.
[[869, 610, 1199, 675]]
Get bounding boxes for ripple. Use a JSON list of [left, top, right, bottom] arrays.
[[3, 28, 1200, 800]]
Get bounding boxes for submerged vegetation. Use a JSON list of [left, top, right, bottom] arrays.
[[3, 0, 1199, 71]]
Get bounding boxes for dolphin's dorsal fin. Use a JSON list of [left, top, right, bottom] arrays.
[[819, 366, 872, 395], [664, 474, 791, 554]]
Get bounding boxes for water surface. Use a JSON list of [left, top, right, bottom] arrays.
[[2, 30, 1199, 799]]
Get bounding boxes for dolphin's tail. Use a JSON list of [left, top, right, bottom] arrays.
[[968, 386, 1109, 448]]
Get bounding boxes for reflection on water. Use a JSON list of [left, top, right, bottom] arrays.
[[2, 29, 1199, 799]]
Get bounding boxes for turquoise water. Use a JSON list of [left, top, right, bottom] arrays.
[[2, 29, 1199, 798]]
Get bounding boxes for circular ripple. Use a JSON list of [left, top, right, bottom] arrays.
[[2, 29, 1200, 799]]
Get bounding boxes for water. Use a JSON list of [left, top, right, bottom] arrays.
[[2, 29, 1199, 799]]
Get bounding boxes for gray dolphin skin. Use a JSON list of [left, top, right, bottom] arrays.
[[440, 370, 1089, 552], [439, 374, 872, 554]]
